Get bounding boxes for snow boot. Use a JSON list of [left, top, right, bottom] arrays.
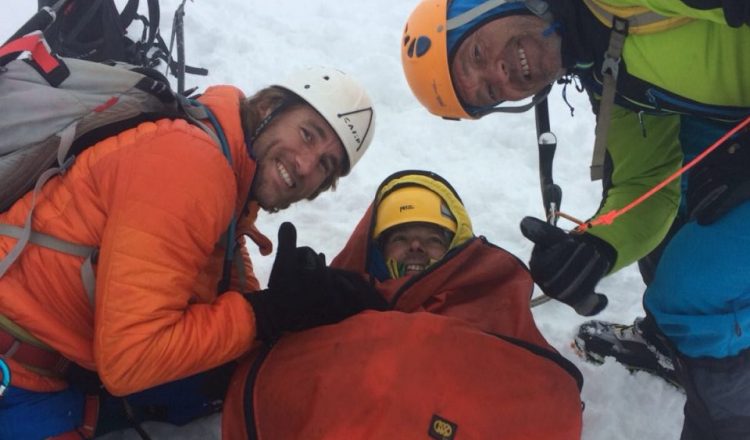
[[573, 318, 681, 388]]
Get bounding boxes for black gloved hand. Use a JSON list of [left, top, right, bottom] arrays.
[[520, 217, 616, 316], [687, 137, 750, 225], [246, 222, 389, 342]]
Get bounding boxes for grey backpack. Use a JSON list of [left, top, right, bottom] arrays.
[[0, 32, 227, 302]]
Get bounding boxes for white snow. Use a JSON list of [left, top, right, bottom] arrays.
[[2, 1, 685, 438]]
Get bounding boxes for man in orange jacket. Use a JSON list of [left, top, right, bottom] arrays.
[[0, 66, 384, 439]]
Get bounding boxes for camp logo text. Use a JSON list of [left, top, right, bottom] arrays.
[[428, 414, 457, 440], [339, 107, 374, 152]]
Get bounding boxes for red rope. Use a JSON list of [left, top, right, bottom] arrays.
[[577, 114, 750, 233]]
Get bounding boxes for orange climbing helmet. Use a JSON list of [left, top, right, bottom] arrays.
[[400, 0, 551, 120]]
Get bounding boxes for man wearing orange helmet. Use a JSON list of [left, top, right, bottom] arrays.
[[401, 1, 750, 438]]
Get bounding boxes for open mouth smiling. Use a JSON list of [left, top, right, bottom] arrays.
[[518, 46, 530, 79], [276, 161, 294, 188]]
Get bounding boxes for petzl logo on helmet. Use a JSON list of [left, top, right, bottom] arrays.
[[339, 107, 374, 152], [399, 204, 415, 212]]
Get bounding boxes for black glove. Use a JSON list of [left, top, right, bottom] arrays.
[[687, 137, 750, 225], [520, 217, 616, 316], [682, 0, 750, 27], [246, 222, 389, 342]]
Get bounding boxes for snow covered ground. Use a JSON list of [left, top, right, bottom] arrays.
[[2, 1, 685, 438]]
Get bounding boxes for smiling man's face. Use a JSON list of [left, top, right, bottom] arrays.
[[450, 14, 563, 107], [251, 105, 345, 211]]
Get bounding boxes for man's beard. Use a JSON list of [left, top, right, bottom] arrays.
[[250, 176, 289, 213]]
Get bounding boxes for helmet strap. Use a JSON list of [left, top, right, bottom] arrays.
[[247, 100, 293, 149], [471, 84, 553, 117]]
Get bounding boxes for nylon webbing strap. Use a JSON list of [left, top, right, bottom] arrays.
[[446, 0, 510, 29], [581, 0, 690, 34], [0, 123, 78, 278], [0, 225, 95, 258], [81, 252, 97, 306], [0, 167, 61, 278], [582, 0, 664, 29], [590, 16, 628, 181], [0, 122, 98, 306]]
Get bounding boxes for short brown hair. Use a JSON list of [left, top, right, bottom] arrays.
[[240, 86, 343, 201]]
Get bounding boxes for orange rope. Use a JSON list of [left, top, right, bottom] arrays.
[[576, 114, 750, 233]]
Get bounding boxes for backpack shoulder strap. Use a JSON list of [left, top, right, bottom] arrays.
[[582, 0, 693, 34], [582, 0, 692, 180]]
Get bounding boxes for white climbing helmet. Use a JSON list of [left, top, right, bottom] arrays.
[[276, 66, 376, 174]]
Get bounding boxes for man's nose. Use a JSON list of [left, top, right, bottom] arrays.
[[295, 148, 317, 176], [409, 237, 425, 252], [487, 59, 509, 93]]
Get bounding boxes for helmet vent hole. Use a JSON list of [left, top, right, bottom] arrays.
[[323, 75, 330, 81], [415, 36, 431, 57], [304, 84, 310, 89], [407, 39, 416, 57], [403, 35, 410, 46]]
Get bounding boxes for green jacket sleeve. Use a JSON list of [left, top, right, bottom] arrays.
[[586, 105, 683, 273]]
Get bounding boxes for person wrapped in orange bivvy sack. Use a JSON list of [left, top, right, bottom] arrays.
[[222, 170, 583, 440]]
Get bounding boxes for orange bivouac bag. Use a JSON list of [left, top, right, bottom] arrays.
[[222, 311, 583, 440]]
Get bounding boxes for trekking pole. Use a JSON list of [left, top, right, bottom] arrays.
[[530, 98, 561, 308]]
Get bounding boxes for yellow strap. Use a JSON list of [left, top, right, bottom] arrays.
[[583, 0, 692, 34], [0, 313, 54, 351]]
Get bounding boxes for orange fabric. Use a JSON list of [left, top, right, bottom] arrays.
[[0, 86, 270, 395], [223, 312, 582, 440], [222, 199, 582, 440], [331, 203, 549, 347]]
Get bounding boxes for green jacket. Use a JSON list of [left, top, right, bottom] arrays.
[[558, 0, 750, 271]]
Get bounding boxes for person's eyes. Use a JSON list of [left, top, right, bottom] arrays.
[[389, 234, 407, 243], [300, 127, 312, 143], [427, 235, 446, 246], [472, 44, 482, 64], [320, 156, 335, 176]]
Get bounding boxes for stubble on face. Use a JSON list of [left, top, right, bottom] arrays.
[[450, 15, 563, 106], [249, 106, 344, 212]]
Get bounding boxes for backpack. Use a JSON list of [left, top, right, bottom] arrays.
[[0, 30, 233, 305], [221, 311, 584, 440], [27, 0, 208, 93]]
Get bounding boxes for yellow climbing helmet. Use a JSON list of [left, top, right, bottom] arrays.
[[373, 186, 457, 239]]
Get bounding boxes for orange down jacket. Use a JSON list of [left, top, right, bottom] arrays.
[[0, 86, 272, 395]]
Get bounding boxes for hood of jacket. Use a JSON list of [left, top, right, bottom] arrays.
[[332, 170, 474, 275]]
